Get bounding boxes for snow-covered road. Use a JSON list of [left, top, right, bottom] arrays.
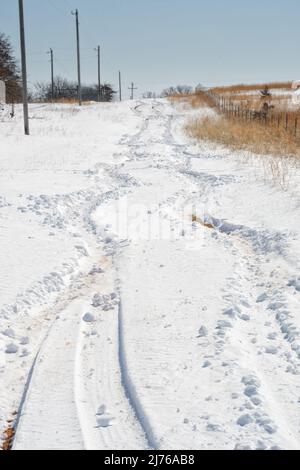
[[1, 99, 300, 450]]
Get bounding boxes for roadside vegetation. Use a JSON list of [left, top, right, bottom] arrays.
[[0, 33, 22, 103], [186, 114, 300, 158], [179, 84, 300, 160], [211, 82, 292, 95]]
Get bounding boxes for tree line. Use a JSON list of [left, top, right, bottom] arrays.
[[0, 33, 115, 103], [35, 77, 115, 102]]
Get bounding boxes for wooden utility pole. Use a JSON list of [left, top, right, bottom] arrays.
[[72, 9, 82, 105], [18, 0, 29, 135], [47, 48, 54, 102], [119, 71, 122, 101], [128, 82, 137, 100], [96, 46, 101, 102]]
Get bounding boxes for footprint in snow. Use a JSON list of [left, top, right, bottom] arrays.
[[240, 314, 250, 322], [197, 326, 208, 338], [96, 405, 114, 428], [256, 440, 268, 450], [20, 337, 29, 346], [287, 278, 300, 292], [202, 360, 211, 368], [97, 416, 114, 428], [83, 313, 95, 323], [256, 293, 268, 303], [5, 343, 18, 354], [223, 306, 241, 319], [237, 414, 253, 427], [2, 329, 15, 339], [255, 416, 278, 434], [265, 345, 278, 355], [206, 423, 223, 432]]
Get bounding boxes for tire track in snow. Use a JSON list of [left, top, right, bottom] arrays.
[[13, 296, 86, 450], [118, 301, 158, 450], [12, 248, 149, 450], [74, 293, 149, 450]]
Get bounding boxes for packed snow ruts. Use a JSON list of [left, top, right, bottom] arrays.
[[0, 99, 300, 450]]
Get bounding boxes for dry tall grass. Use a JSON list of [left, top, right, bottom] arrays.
[[39, 98, 96, 105], [169, 90, 216, 108], [186, 115, 298, 187], [211, 82, 292, 95], [186, 115, 300, 158]]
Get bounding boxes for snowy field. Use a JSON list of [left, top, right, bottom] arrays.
[[0, 99, 300, 450]]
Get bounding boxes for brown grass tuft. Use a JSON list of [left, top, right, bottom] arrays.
[[2, 427, 15, 451], [192, 215, 214, 229]]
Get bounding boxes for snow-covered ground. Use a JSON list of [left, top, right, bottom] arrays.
[[0, 99, 300, 450]]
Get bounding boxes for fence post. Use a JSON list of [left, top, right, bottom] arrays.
[[285, 114, 288, 131], [295, 117, 298, 138]]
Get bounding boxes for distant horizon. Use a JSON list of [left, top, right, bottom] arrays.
[[1, 0, 300, 98]]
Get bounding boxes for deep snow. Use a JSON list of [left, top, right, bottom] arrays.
[[0, 99, 300, 450]]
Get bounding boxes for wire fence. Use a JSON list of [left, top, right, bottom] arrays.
[[208, 92, 300, 140]]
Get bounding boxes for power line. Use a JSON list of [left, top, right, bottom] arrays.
[[65, 0, 103, 56], [61, 0, 74, 9], [45, 0, 73, 22]]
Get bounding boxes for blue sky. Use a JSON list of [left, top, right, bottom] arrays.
[[1, 0, 300, 97]]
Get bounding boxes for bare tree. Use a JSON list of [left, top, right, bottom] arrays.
[[34, 76, 116, 103], [195, 83, 206, 93], [0, 33, 22, 103], [142, 91, 157, 99], [260, 86, 272, 99], [161, 85, 193, 97]]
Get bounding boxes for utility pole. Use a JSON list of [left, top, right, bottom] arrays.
[[128, 82, 137, 100], [119, 71, 122, 102], [18, 0, 29, 135], [94, 45, 101, 102], [47, 48, 54, 102], [71, 9, 82, 105]]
